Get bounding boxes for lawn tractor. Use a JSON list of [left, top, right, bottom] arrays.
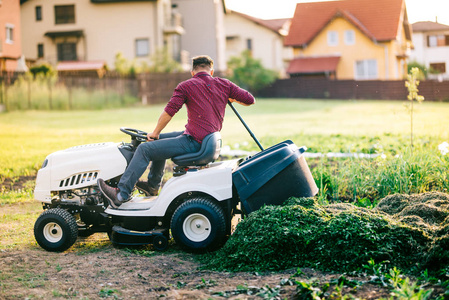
[[33, 104, 318, 253]]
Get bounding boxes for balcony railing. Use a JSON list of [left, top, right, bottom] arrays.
[[164, 13, 184, 35]]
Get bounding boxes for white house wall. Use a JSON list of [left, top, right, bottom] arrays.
[[21, 0, 167, 68], [224, 13, 287, 73], [410, 31, 449, 80], [172, 0, 226, 71]]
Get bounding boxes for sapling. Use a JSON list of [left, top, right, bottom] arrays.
[[405, 67, 425, 149]]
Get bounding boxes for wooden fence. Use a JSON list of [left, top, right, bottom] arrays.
[[137, 72, 191, 104], [0, 71, 139, 110], [1, 71, 449, 110], [136, 71, 226, 104], [257, 78, 449, 101], [0, 71, 191, 108]]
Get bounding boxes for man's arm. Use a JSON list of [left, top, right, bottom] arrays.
[[229, 98, 255, 106], [147, 111, 173, 141], [228, 82, 255, 106]]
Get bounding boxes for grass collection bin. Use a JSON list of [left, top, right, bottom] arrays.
[[232, 140, 318, 214]]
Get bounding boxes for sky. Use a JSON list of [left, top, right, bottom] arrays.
[[225, 0, 449, 25]]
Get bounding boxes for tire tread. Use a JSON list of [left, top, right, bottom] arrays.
[[171, 197, 227, 252], [34, 208, 78, 252]]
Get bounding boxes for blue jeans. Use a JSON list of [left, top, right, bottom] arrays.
[[118, 131, 200, 199]]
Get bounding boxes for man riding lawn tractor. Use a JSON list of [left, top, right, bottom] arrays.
[[32, 55, 317, 253], [98, 55, 255, 208]]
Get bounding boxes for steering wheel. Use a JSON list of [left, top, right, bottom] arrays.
[[120, 127, 148, 142]]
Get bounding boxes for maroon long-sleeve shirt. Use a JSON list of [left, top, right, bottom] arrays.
[[164, 72, 255, 143]]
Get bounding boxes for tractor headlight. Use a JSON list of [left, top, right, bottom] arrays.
[[41, 159, 48, 169]]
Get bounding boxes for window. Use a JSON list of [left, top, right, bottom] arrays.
[[55, 5, 75, 24], [344, 30, 355, 45], [36, 6, 42, 21], [246, 38, 253, 56], [246, 38, 252, 51], [5, 24, 14, 44], [57, 43, 77, 61], [355, 59, 378, 80], [327, 31, 338, 46], [427, 34, 449, 47], [135, 39, 149, 57], [37, 44, 44, 58], [430, 62, 446, 74]]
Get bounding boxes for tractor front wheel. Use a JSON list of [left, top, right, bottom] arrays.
[[34, 208, 78, 252]]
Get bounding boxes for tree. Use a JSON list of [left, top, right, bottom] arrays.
[[227, 51, 278, 93]]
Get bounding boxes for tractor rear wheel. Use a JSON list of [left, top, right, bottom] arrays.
[[170, 197, 227, 253]]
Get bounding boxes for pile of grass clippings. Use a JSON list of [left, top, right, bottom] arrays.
[[203, 193, 449, 275], [375, 192, 449, 273]]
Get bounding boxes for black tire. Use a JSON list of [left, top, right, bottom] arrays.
[[153, 235, 168, 251], [34, 208, 78, 252], [170, 197, 227, 253]]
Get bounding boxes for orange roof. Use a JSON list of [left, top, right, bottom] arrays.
[[287, 56, 340, 74], [412, 21, 449, 32], [285, 0, 407, 46]]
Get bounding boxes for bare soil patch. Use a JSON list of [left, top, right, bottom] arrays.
[[0, 197, 394, 300], [0, 175, 35, 191], [0, 246, 393, 300]]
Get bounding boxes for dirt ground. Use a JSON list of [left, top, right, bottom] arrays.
[[0, 178, 442, 299], [0, 204, 395, 300], [0, 245, 394, 300], [0, 175, 35, 192]]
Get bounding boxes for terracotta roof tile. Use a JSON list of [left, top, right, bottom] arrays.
[[287, 56, 340, 74], [285, 0, 405, 46], [412, 21, 449, 32]]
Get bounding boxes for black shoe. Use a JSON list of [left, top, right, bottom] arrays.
[[135, 181, 159, 196], [97, 178, 123, 208]]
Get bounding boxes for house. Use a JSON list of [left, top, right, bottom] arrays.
[[0, 0, 23, 72], [171, 0, 227, 71], [409, 21, 449, 81], [284, 0, 412, 80], [224, 11, 293, 77], [20, 0, 184, 71]]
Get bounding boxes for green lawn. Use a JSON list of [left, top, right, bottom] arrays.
[[0, 98, 448, 180], [1, 98, 447, 299]]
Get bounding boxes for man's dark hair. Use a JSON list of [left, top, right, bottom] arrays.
[[192, 55, 214, 71]]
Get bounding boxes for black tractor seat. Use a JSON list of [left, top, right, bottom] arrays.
[[171, 132, 222, 176]]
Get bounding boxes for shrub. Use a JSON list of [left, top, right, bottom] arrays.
[[227, 50, 278, 93], [407, 61, 427, 80], [144, 47, 182, 73], [29, 64, 55, 77]]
